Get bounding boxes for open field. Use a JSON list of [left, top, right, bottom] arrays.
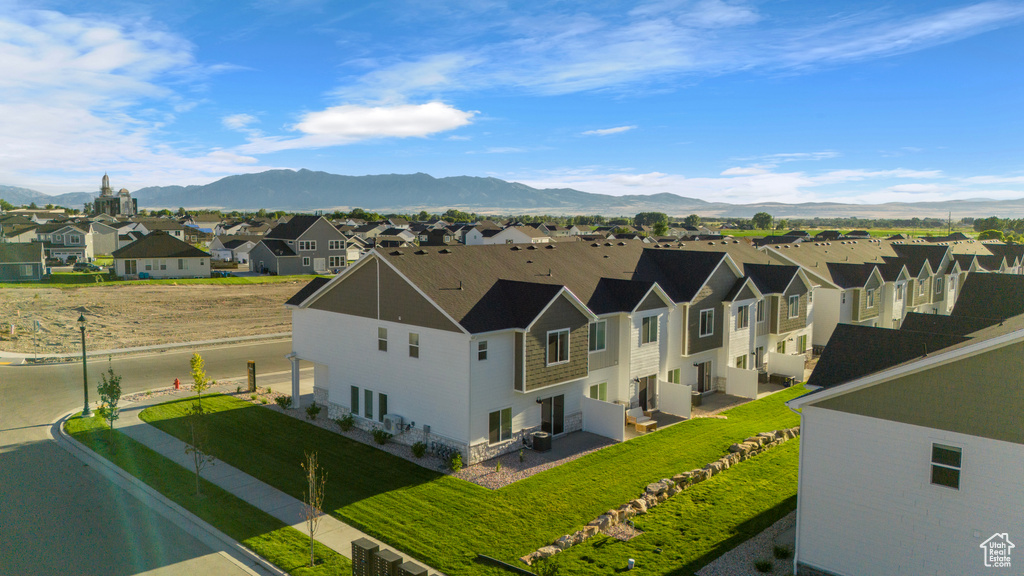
[[141, 387, 805, 575], [0, 281, 309, 353]]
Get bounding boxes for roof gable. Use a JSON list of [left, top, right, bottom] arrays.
[[111, 231, 209, 259]]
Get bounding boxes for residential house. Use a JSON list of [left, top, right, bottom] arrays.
[[35, 222, 94, 262], [789, 273, 1024, 576], [132, 218, 187, 240], [464, 226, 551, 245], [248, 215, 349, 275], [0, 243, 45, 281], [417, 228, 458, 246], [285, 241, 808, 465], [209, 234, 262, 262], [111, 231, 210, 279]]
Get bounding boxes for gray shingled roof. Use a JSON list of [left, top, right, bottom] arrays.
[[111, 231, 209, 259], [0, 243, 44, 263], [266, 215, 322, 240]]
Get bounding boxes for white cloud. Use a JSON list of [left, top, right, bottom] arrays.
[[223, 113, 259, 130], [721, 166, 770, 176], [236, 102, 475, 153], [582, 125, 636, 136]]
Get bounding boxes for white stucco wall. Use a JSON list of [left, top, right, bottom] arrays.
[[796, 407, 1024, 576], [291, 308, 471, 444]]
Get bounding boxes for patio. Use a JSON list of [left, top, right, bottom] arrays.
[[623, 410, 688, 440]]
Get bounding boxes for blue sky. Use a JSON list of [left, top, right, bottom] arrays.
[[3, 0, 1024, 205]]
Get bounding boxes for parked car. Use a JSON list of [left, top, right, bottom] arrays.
[[72, 262, 101, 272], [45, 257, 61, 266]]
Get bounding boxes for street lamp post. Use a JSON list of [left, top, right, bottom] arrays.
[[78, 314, 90, 416]]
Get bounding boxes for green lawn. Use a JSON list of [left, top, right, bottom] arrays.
[[141, 387, 805, 575], [1, 274, 324, 289], [64, 414, 350, 576]]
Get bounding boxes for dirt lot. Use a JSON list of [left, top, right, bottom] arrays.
[[0, 282, 307, 354]]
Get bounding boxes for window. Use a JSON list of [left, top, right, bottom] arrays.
[[20, 264, 33, 277], [866, 288, 876, 308], [841, 292, 847, 304], [589, 320, 607, 352], [364, 389, 373, 419], [756, 301, 765, 322], [488, 407, 512, 444], [159, 259, 167, 271], [588, 382, 607, 401], [919, 279, 926, 296], [735, 354, 747, 369], [177, 258, 187, 270], [808, 290, 813, 304], [409, 333, 419, 358], [736, 305, 749, 329], [328, 255, 343, 267], [777, 341, 786, 353], [641, 316, 658, 344], [378, 393, 388, 422], [328, 239, 344, 250], [699, 309, 714, 337], [931, 444, 961, 490], [667, 368, 680, 384], [302, 257, 310, 267], [350, 386, 360, 415], [935, 277, 944, 294], [478, 340, 487, 361], [298, 240, 316, 251], [896, 284, 905, 300], [546, 329, 570, 365], [797, 335, 807, 353], [788, 295, 799, 318], [378, 327, 388, 351]]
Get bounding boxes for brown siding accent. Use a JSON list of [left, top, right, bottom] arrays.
[[855, 277, 882, 321], [686, 264, 736, 355], [777, 282, 809, 334], [769, 295, 780, 333], [588, 315, 619, 371], [635, 291, 668, 313], [308, 258, 378, 319], [733, 284, 757, 302], [912, 273, 931, 306], [523, 296, 589, 392], [514, 332, 524, 391], [815, 342, 1024, 445], [378, 263, 462, 333]]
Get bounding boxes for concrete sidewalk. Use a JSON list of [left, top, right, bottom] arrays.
[[114, 387, 445, 575], [0, 332, 290, 365]]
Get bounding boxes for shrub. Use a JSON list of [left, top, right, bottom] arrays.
[[519, 448, 524, 463], [754, 559, 773, 573], [274, 395, 292, 409], [372, 428, 393, 445], [412, 441, 427, 458], [250, 394, 257, 401], [495, 461, 501, 473], [449, 451, 463, 473], [259, 398, 267, 405], [235, 385, 242, 394], [773, 545, 792, 560], [335, 414, 354, 431], [306, 401, 322, 420]]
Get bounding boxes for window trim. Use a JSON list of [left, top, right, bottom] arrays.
[[363, 388, 373, 419], [378, 327, 388, 352], [735, 354, 747, 369], [930, 443, 961, 490], [328, 239, 344, 250], [298, 240, 317, 251], [589, 320, 607, 352], [756, 300, 765, 322], [588, 382, 608, 402], [488, 406, 513, 445], [546, 328, 570, 366], [736, 304, 749, 329], [302, 256, 311, 267], [866, 288, 876, 308], [640, 315, 658, 345], [350, 385, 359, 415], [477, 340, 488, 361], [408, 332, 419, 358], [797, 334, 808, 354], [788, 295, 800, 318], [328, 255, 343, 268], [698, 309, 714, 337]]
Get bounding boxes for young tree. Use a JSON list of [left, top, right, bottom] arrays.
[[751, 212, 774, 229], [95, 364, 122, 435], [0, 198, 13, 211], [978, 229, 1003, 241], [184, 401, 215, 495], [652, 221, 669, 237], [190, 353, 212, 409], [683, 214, 701, 227], [302, 451, 327, 567]]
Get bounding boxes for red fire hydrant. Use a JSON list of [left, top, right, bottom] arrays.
[[174, 378, 180, 390]]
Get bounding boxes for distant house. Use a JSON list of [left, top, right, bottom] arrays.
[[111, 231, 211, 279], [465, 226, 550, 245], [248, 215, 349, 275], [0, 243, 45, 282], [209, 234, 262, 263]]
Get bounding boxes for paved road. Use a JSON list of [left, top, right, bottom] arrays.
[[0, 340, 293, 576]]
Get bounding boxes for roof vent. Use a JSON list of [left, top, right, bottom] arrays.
[[526, 260, 533, 264], [605, 242, 613, 246], [510, 246, 521, 251], [708, 242, 715, 245], [603, 255, 609, 258], [439, 248, 452, 254], [545, 244, 555, 249], [527, 245, 537, 250], [389, 250, 403, 256], [732, 240, 739, 244], [414, 250, 428, 255], [591, 243, 600, 247], [618, 242, 627, 246]]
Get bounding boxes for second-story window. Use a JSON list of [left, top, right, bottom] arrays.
[[935, 277, 944, 294], [867, 288, 876, 308], [788, 295, 799, 318], [478, 340, 487, 361], [736, 305, 749, 329], [328, 240, 344, 250], [298, 240, 316, 251], [641, 316, 658, 344], [589, 320, 606, 352], [756, 301, 765, 322], [699, 309, 714, 337], [546, 329, 570, 365], [409, 333, 419, 358], [378, 327, 388, 352]]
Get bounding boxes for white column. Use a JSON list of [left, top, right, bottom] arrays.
[[287, 352, 301, 408]]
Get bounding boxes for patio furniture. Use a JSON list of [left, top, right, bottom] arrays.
[[626, 407, 648, 425], [635, 420, 658, 434]]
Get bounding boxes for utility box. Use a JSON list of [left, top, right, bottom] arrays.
[[373, 549, 403, 576], [247, 360, 256, 392], [532, 431, 551, 453], [352, 538, 378, 576], [399, 561, 428, 576]]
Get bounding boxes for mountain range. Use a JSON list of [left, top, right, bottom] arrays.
[[5, 169, 1024, 219]]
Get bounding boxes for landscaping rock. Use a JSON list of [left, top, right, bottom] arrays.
[[583, 525, 599, 538], [554, 535, 572, 550], [728, 443, 743, 453], [646, 481, 667, 496], [595, 515, 612, 530], [536, 546, 559, 559], [672, 472, 690, 485], [667, 484, 681, 497], [630, 498, 648, 514], [521, 552, 540, 565]]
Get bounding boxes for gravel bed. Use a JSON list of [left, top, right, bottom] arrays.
[[696, 511, 796, 576]]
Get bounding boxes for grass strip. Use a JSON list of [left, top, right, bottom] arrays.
[[2, 274, 324, 289], [64, 414, 350, 576], [141, 387, 805, 575]]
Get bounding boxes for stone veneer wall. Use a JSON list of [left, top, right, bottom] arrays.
[[520, 426, 801, 565], [326, 400, 470, 463], [467, 410, 584, 465]]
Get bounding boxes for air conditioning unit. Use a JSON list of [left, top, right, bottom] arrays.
[[383, 413, 404, 433]]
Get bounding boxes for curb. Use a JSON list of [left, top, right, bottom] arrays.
[[52, 412, 288, 576], [1, 333, 291, 365]]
